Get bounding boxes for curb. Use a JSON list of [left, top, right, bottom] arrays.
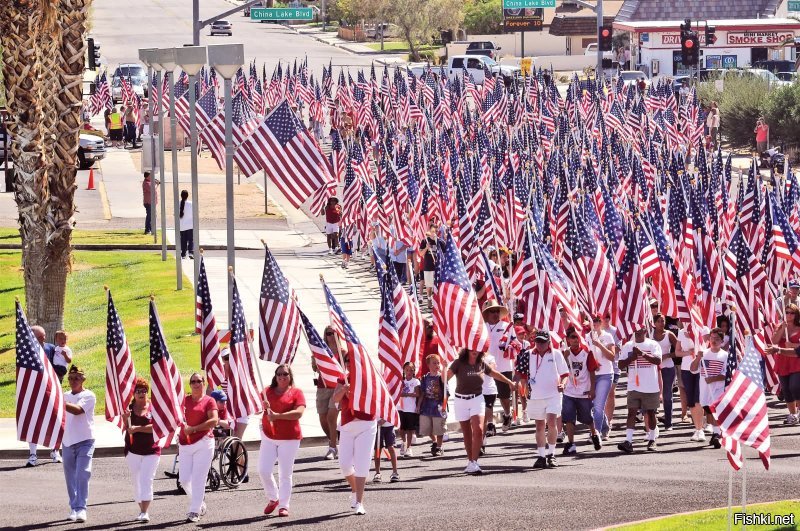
[[0, 243, 318, 255]]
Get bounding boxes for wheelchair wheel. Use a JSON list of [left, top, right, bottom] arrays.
[[208, 467, 221, 492], [218, 436, 248, 488]]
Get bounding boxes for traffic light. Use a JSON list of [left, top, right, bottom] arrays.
[[705, 26, 717, 45], [681, 32, 700, 66], [87, 38, 101, 70], [599, 25, 613, 52]]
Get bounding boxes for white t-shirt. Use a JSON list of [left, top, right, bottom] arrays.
[[399, 377, 420, 413], [653, 333, 674, 369], [589, 330, 615, 376], [53, 346, 72, 368], [63, 389, 96, 447], [487, 321, 514, 373], [179, 200, 193, 231], [619, 338, 662, 393], [564, 348, 600, 399], [678, 328, 699, 374], [699, 349, 728, 407], [527, 350, 569, 400], [482, 354, 499, 395]]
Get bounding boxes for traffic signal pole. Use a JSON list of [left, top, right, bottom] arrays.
[[596, 0, 603, 76]]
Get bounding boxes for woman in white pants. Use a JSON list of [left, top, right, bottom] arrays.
[[333, 376, 377, 516], [178, 372, 219, 523], [122, 377, 160, 523], [259, 364, 306, 518]]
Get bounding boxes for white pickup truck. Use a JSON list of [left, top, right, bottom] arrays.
[[408, 55, 520, 85]]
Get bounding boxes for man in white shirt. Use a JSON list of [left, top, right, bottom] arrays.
[[617, 326, 662, 453], [482, 300, 517, 433], [62, 365, 97, 523]]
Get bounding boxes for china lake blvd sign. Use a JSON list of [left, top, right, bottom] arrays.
[[502, 0, 555, 8], [250, 7, 314, 20]]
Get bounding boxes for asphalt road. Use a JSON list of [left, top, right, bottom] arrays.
[[4, 404, 799, 531], [91, 0, 388, 76]]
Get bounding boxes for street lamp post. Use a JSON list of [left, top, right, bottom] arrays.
[[148, 54, 168, 262], [138, 48, 158, 245], [208, 43, 244, 320], [175, 45, 207, 290], [157, 47, 183, 290]]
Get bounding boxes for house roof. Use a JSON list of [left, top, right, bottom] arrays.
[[615, 0, 782, 22], [550, 15, 617, 36], [613, 17, 800, 33]]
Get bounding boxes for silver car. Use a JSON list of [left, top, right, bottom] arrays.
[[210, 20, 232, 36]]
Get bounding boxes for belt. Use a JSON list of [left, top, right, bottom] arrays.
[[455, 393, 479, 400]]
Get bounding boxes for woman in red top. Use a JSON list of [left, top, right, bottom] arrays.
[[122, 377, 160, 523], [324, 197, 342, 254], [258, 364, 306, 518], [179, 372, 218, 523], [769, 304, 800, 425]]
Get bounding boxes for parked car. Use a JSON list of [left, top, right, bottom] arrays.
[[111, 63, 147, 103], [583, 43, 614, 59], [618, 70, 649, 87], [746, 68, 791, 87], [776, 71, 798, 83], [465, 41, 502, 60], [753, 60, 795, 74], [210, 20, 233, 36], [409, 55, 520, 86], [1, 127, 105, 170]]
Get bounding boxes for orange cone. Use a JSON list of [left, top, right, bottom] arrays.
[[86, 168, 95, 190]]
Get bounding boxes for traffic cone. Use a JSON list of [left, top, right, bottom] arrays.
[[86, 168, 95, 190]]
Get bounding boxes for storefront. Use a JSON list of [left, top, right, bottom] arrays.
[[612, 18, 800, 77]]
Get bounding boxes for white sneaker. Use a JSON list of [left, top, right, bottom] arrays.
[[400, 443, 406, 456], [75, 510, 87, 523], [186, 513, 199, 523], [350, 493, 357, 509], [785, 414, 799, 426], [200, 502, 207, 516], [26, 454, 37, 467], [690, 430, 701, 442], [704, 425, 713, 434], [327, 249, 333, 255], [51, 450, 61, 463], [354, 502, 366, 515], [442, 432, 450, 442], [697, 431, 707, 442], [324, 446, 336, 460], [68, 510, 77, 522], [522, 413, 530, 423], [405, 447, 414, 458], [473, 462, 482, 474], [464, 461, 479, 474], [140, 513, 150, 523], [412, 435, 417, 444]]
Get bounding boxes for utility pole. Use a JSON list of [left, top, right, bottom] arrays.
[[596, 0, 603, 76]]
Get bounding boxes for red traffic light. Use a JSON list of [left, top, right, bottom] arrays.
[[685, 39, 695, 48], [601, 28, 611, 37]]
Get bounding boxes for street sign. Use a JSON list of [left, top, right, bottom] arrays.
[[503, 8, 543, 33], [789, 0, 800, 12], [250, 7, 314, 20], [502, 0, 555, 9]]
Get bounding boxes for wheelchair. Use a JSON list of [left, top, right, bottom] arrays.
[[171, 427, 249, 493]]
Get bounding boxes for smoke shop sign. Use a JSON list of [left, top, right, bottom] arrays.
[[726, 31, 794, 45]]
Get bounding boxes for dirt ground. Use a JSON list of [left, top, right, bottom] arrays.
[[161, 183, 283, 220]]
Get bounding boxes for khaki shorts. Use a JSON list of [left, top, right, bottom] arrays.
[[315, 387, 336, 414], [627, 390, 660, 411], [418, 415, 446, 437]]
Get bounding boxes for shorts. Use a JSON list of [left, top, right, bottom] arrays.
[[418, 415, 446, 437], [454, 395, 484, 422], [377, 425, 396, 449], [703, 405, 713, 415], [325, 222, 340, 234], [110, 129, 123, 141], [399, 411, 419, 432], [483, 394, 497, 409], [236, 415, 249, 425], [315, 386, 336, 414], [423, 270, 435, 287], [627, 390, 660, 411], [53, 364, 68, 381], [779, 373, 800, 403], [495, 371, 514, 400], [562, 395, 593, 425], [527, 394, 562, 421], [682, 370, 701, 407]]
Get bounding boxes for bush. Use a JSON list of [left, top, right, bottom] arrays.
[[698, 73, 771, 150], [761, 82, 800, 151], [462, 0, 503, 34]]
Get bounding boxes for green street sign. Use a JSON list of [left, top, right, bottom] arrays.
[[250, 7, 314, 20], [502, 0, 555, 8], [789, 0, 800, 12]]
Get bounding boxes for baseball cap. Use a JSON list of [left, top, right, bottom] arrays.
[[789, 279, 800, 289], [210, 389, 227, 402], [534, 330, 550, 343]]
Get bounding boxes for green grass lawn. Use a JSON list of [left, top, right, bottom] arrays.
[[0, 228, 154, 246], [0, 248, 199, 416], [610, 500, 799, 531], [364, 41, 440, 54]]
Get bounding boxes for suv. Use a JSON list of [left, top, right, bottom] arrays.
[[466, 41, 502, 60], [211, 20, 233, 36], [111, 63, 147, 103], [0, 126, 105, 170]]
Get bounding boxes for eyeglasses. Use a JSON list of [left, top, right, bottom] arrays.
[[276, 372, 290, 377], [67, 376, 82, 381], [325, 332, 335, 337], [135, 389, 148, 394], [567, 336, 579, 340], [190, 379, 203, 384]]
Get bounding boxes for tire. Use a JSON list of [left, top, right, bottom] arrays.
[[207, 468, 221, 492], [218, 437, 248, 488]]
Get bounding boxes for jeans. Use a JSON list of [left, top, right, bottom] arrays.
[[393, 261, 408, 284], [62, 438, 95, 512], [125, 453, 160, 502], [660, 366, 676, 428], [592, 374, 613, 434], [125, 121, 137, 145], [144, 204, 153, 233], [180, 229, 194, 257], [258, 436, 301, 510], [179, 437, 215, 515]]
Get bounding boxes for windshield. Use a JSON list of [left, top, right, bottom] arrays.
[[113, 65, 146, 81], [481, 57, 497, 67], [620, 72, 643, 81]]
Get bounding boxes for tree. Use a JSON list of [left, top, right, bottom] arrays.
[[1, 0, 89, 339], [385, 0, 463, 61], [762, 82, 800, 152], [697, 73, 771, 150], [462, 0, 503, 35]]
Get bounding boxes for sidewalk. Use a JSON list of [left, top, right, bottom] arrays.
[[285, 23, 408, 64]]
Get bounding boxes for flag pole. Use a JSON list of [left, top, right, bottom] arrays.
[[727, 468, 733, 531], [228, 265, 266, 395], [741, 462, 747, 530]]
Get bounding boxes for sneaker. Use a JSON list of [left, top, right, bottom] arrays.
[[533, 456, 547, 469], [486, 422, 496, 437], [601, 431, 610, 441], [618, 440, 634, 454], [354, 503, 366, 516], [430, 443, 438, 456], [278, 508, 289, 517], [522, 413, 530, 423], [473, 462, 483, 474], [697, 431, 706, 442], [556, 430, 565, 443], [135, 512, 145, 522], [710, 434, 722, 449], [372, 472, 382, 483], [186, 513, 199, 523], [704, 425, 713, 434], [591, 434, 602, 451], [264, 500, 279, 515], [404, 447, 414, 458], [501, 414, 510, 433], [51, 450, 61, 463], [562, 444, 577, 455], [25, 454, 37, 467], [400, 443, 406, 456], [140, 513, 150, 523], [663, 426, 674, 431], [784, 414, 799, 426], [327, 249, 333, 255], [434, 447, 444, 457], [690, 430, 701, 442], [479, 445, 485, 456], [350, 493, 357, 509], [200, 502, 207, 516], [390, 472, 400, 482], [546, 455, 558, 468], [464, 461, 479, 474], [188, 254, 194, 260], [324, 447, 336, 460], [68, 510, 77, 522], [75, 510, 87, 523], [647, 440, 658, 452]]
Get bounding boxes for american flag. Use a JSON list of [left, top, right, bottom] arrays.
[[104, 289, 136, 430], [91, 70, 112, 116], [15, 301, 65, 449], [434, 231, 490, 353], [724, 228, 766, 334], [258, 246, 301, 365], [148, 299, 184, 444], [227, 276, 264, 419], [299, 309, 345, 389], [240, 100, 335, 211], [322, 280, 399, 426], [195, 257, 225, 389], [710, 335, 771, 470]]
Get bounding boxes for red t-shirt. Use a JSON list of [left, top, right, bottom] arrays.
[[262, 387, 306, 440], [325, 204, 342, 224], [340, 393, 376, 426], [776, 331, 800, 376], [179, 394, 218, 445]]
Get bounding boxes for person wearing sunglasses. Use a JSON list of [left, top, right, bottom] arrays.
[[769, 303, 800, 425], [259, 364, 306, 518], [178, 372, 218, 523], [62, 365, 96, 523], [312, 327, 343, 460], [122, 376, 159, 523]]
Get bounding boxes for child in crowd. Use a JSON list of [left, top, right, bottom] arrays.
[[397, 362, 420, 458], [373, 418, 400, 483], [53, 330, 73, 383], [340, 227, 353, 269], [691, 328, 728, 450], [418, 354, 447, 457]]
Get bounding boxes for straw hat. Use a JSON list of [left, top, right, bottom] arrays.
[[481, 299, 509, 319]]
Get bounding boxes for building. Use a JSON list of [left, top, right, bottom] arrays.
[[549, 0, 624, 55]]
